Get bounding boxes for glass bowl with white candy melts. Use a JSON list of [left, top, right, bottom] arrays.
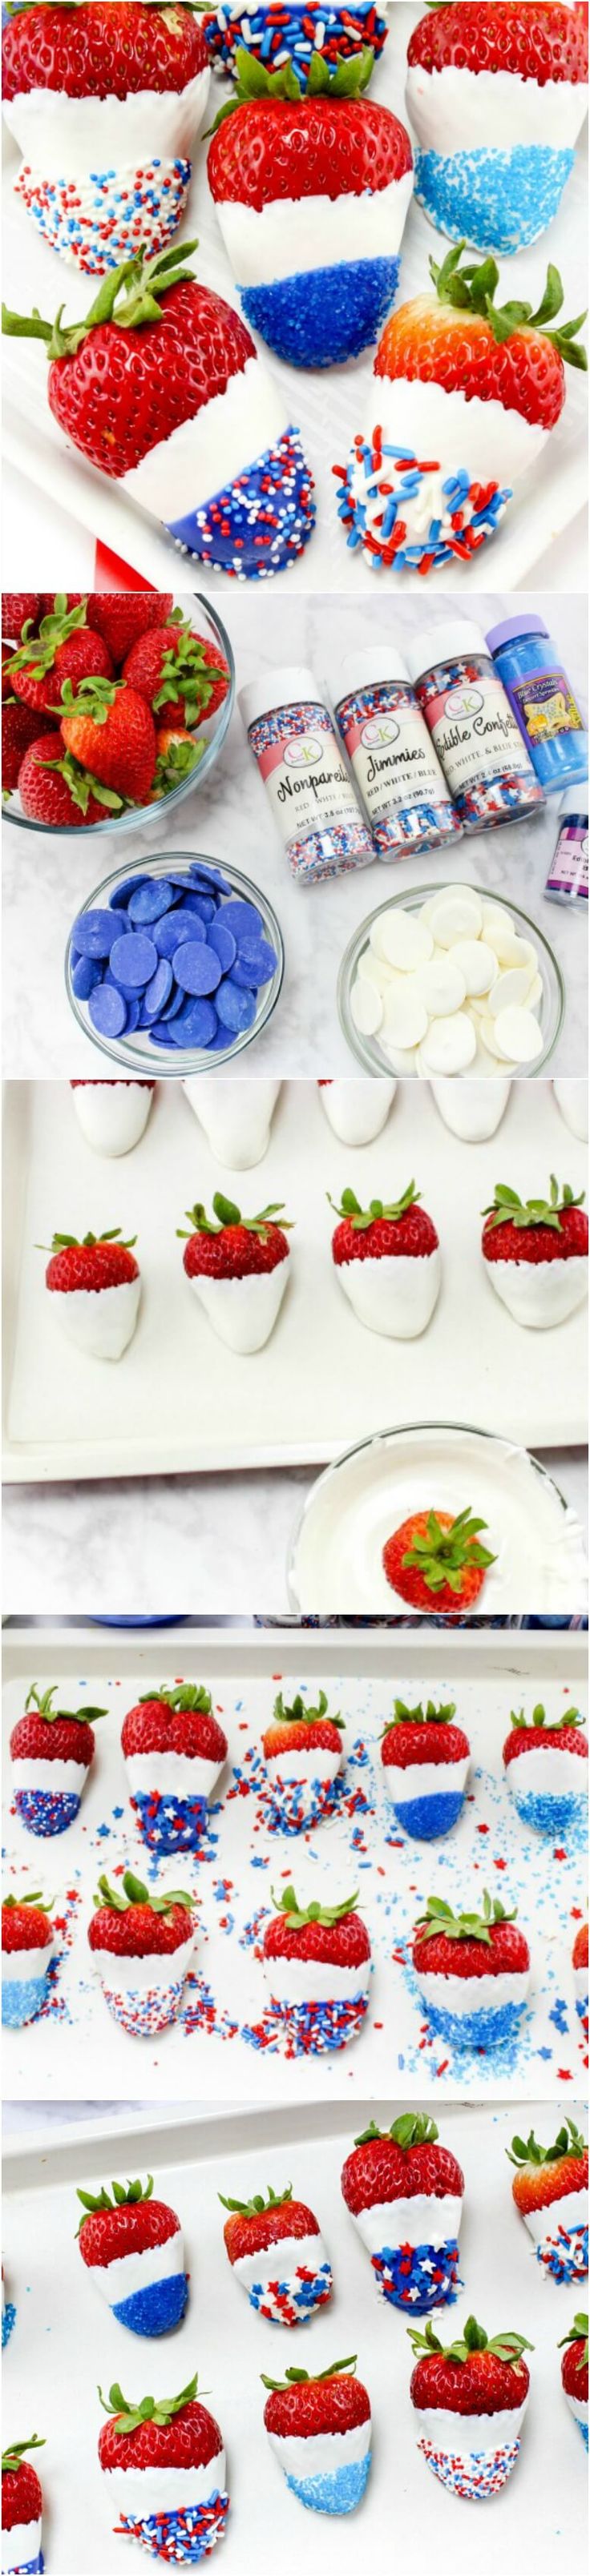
[[338, 882, 564, 1081], [65, 852, 285, 1075]]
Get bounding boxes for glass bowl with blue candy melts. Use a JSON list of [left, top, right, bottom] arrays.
[[66, 851, 285, 1073], [5, 594, 235, 839]]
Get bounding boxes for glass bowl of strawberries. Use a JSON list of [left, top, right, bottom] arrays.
[[2, 587, 235, 837]]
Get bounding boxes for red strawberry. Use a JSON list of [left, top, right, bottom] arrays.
[[329, 1182, 438, 1266], [507, 2118, 588, 2217], [98, 2371, 228, 2551], [376, 244, 587, 431], [408, 2311, 532, 2417], [152, 725, 204, 799], [44, 1230, 139, 1297], [42, 1228, 141, 1362], [10, 1683, 105, 1775], [121, 1685, 228, 1852], [86, 592, 174, 664], [2, 1893, 55, 1954], [2, 4, 207, 101], [560, 2313, 588, 2420], [408, 3, 588, 86], [6, 597, 113, 715], [382, 1507, 496, 1611], [2, 594, 41, 643], [2, 2439, 45, 2551], [123, 622, 230, 730], [2, 699, 58, 795], [2, 648, 14, 702], [220, 2184, 321, 2268], [16, 735, 115, 827], [573, 1922, 588, 1973], [77, 2172, 184, 2272], [482, 1177, 588, 1265], [503, 1702, 588, 1768], [59, 677, 156, 805], [122, 1687, 227, 1771], [180, 1194, 292, 1282], [382, 1698, 469, 1771], [262, 2354, 371, 2506], [88, 1870, 196, 1961], [263, 1886, 370, 1971], [412, 1890, 530, 1985], [220, 2179, 332, 2325], [263, 1691, 344, 1765], [341, 2113, 464, 2215]]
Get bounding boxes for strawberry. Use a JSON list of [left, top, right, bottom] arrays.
[[42, 1226, 140, 1364], [2, 6, 207, 103], [2, 247, 315, 582], [180, 1194, 293, 1354], [2, 700, 57, 798], [2, 1892, 56, 2031], [2, 594, 41, 644], [262, 1885, 371, 2055], [261, 2354, 372, 2514], [123, 622, 230, 731], [341, 2112, 464, 2312], [381, 1697, 471, 1840], [10, 1682, 106, 1836], [482, 1177, 588, 1327], [152, 726, 205, 799], [88, 1867, 197, 2037], [406, 4, 588, 256], [98, 2371, 228, 2557], [6, 597, 113, 717], [70, 1080, 155, 1158], [507, 2119, 588, 2284], [121, 1683, 228, 1854], [2, 2437, 45, 2572], [412, 1890, 531, 2050], [2, 6, 210, 276], [262, 1689, 345, 1832], [573, 1920, 589, 2031], [408, 2312, 532, 2498], [58, 676, 156, 806], [2, 650, 14, 702], [77, 2173, 188, 2337], [503, 1701, 588, 1836], [382, 1507, 496, 1612], [86, 593, 174, 664], [208, 47, 413, 368], [335, 245, 587, 574], [573, 1922, 588, 1974], [329, 1181, 441, 1339], [560, 2313, 588, 2445], [15, 736, 117, 827], [220, 2180, 333, 2325]]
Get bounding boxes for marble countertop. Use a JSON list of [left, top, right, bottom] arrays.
[[3, 588, 588, 1081], [3, 1449, 587, 1616]]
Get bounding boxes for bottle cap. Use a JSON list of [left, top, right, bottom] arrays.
[[238, 668, 322, 731], [486, 614, 548, 654], [559, 780, 588, 819], [335, 643, 410, 698], [404, 620, 489, 687]]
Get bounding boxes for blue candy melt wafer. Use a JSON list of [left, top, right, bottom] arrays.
[[152, 911, 204, 956], [220, 900, 263, 940], [110, 932, 158, 990], [234, 939, 277, 987], [127, 879, 176, 924], [109, 873, 150, 910], [173, 997, 219, 1046], [158, 983, 185, 1021], [187, 894, 216, 923], [216, 977, 257, 1032], [72, 955, 101, 1000], [124, 996, 141, 1032], [141, 958, 173, 1021], [188, 862, 232, 893], [173, 942, 222, 996], [208, 921, 236, 972], [88, 984, 127, 1037], [72, 908, 117, 958]]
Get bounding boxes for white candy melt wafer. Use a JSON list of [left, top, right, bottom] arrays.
[[492, 1007, 545, 1064], [488, 966, 537, 1016], [347, 888, 544, 1077], [429, 888, 483, 946], [351, 979, 383, 1036], [419, 1013, 477, 1074], [451, 940, 498, 996], [377, 913, 434, 971], [382, 987, 429, 1048], [414, 958, 467, 1016]]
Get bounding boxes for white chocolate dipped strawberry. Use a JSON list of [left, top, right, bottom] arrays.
[[261, 1689, 345, 1832], [262, 1884, 372, 2055], [98, 2369, 228, 2558], [41, 1225, 140, 1358], [2, 2, 211, 276], [220, 2180, 333, 2326], [430, 1077, 511, 1142], [2, 2437, 45, 2576], [481, 1174, 588, 1328], [88, 1869, 197, 2039], [183, 1079, 281, 1169], [317, 1080, 395, 1146], [560, 2313, 589, 2447], [179, 1191, 293, 1352], [329, 1180, 440, 1338], [70, 1081, 155, 1157], [408, 2311, 532, 2499]]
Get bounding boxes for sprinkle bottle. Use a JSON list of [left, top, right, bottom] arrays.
[[545, 782, 588, 906], [239, 666, 374, 883], [405, 620, 545, 832], [333, 645, 462, 859], [485, 615, 588, 793]]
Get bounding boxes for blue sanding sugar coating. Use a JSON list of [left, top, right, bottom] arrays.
[[116, 2492, 229, 2561], [419, 2435, 520, 2499], [240, 255, 401, 369], [14, 158, 192, 275], [418, 1994, 527, 2052], [167, 426, 315, 579], [103, 1978, 185, 2036], [2, 1974, 49, 2028], [576, 2420, 589, 2449], [205, 2, 388, 83], [2, 2300, 16, 2345], [387, 1789, 465, 1841], [535, 2221, 588, 2285], [111, 2270, 188, 2336], [511, 1789, 587, 1845], [14, 1785, 82, 1835], [249, 2260, 333, 2322], [372, 2237, 460, 2312], [131, 1791, 210, 1854], [285, 2453, 370, 2514], [414, 145, 575, 256]]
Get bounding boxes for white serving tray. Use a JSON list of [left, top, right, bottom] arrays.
[[2, 1077, 588, 1487], [2, 6, 588, 594], [2, 2095, 587, 2575], [2, 1624, 587, 2103]]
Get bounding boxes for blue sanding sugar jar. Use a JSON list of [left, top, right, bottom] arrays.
[[239, 666, 374, 884], [485, 614, 588, 794], [333, 644, 462, 859], [545, 781, 588, 905], [404, 618, 545, 833]]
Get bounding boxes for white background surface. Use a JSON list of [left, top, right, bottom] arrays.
[[2, 2096, 588, 2573], [2, 590, 588, 1083], [2, 1624, 587, 2102], [2, 7, 588, 594]]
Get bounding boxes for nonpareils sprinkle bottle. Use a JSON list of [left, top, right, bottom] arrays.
[[333, 644, 462, 859], [404, 619, 545, 833], [239, 666, 374, 884]]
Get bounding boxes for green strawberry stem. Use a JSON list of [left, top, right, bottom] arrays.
[[6, 594, 88, 677], [2, 243, 200, 360], [483, 1176, 584, 1231], [407, 2315, 533, 2364], [402, 1507, 496, 1595], [384, 1697, 457, 1733], [354, 2115, 438, 2149], [430, 243, 588, 368], [38, 1230, 137, 1255], [92, 1870, 194, 1916], [559, 2315, 588, 2365], [270, 1884, 358, 1931], [261, 2355, 358, 2394], [152, 736, 204, 797], [209, 43, 374, 131], [138, 1684, 212, 1715], [2, 1890, 54, 1914], [2, 2437, 46, 2475], [177, 1195, 293, 1240], [507, 2119, 587, 2169], [99, 2374, 203, 2437], [272, 1688, 344, 1731], [414, 1890, 518, 1946], [508, 1701, 584, 1733], [76, 2176, 155, 2237], [29, 745, 126, 816], [328, 1182, 421, 1229], [219, 2183, 293, 2217], [25, 1684, 107, 1725]]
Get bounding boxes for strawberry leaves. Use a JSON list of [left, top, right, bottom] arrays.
[[6, 594, 87, 678], [2, 2436, 45, 2475], [2, 243, 200, 361], [39, 1230, 137, 1255], [272, 1688, 344, 1731], [219, 2182, 293, 2218], [76, 2175, 156, 2236], [402, 1507, 496, 1594], [430, 243, 588, 369], [483, 1176, 585, 1232], [261, 2355, 357, 2394], [415, 1889, 518, 1946], [328, 1182, 421, 1230], [271, 1884, 358, 1931], [354, 2114, 439, 2150], [25, 1684, 107, 1725], [2, 1890, 54, 1914], [407, 2314, 533, 2365], [93, 1870, 194, 1916], [138, 1684, 212, 1717], [508, 1701, 584, 1733], [507, 2119, 586, 2171], [178, 1196, 292, 1241], [559, 2314, 588, 2367], [209, 42, 374, 129], [386, 1697, 457, 1730], [99, 2374, 202, 2437]]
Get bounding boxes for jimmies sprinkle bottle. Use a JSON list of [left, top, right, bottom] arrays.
[[333, 644, 462, 857]]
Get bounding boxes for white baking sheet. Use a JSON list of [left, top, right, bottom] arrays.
[[2, 6, 588, 594], [2, 1625, 587, 2102], [2, 2095, 588, 2574], [2, 1077, 588, 1487]]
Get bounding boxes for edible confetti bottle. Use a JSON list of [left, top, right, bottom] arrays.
[[485, 615, 588, 794], [239, 666, 374, 883], [333, 643, 462, 858], [405, 619, 545, 833], [545, 782, 588, 905]]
